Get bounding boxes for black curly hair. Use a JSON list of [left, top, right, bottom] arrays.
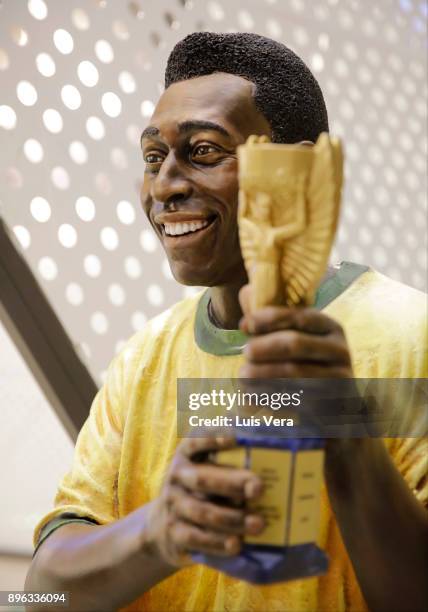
[[165, 31, 329, 144]]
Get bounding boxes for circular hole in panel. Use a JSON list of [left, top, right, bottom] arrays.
[[358, 227, 372, 246], [53, 29, 74, 54], [6, 167, 23, 189], [100, 226, 119, 250], [162, 258, 173, 280], [84, 254, 102, 277], [131, 311, 147, 331], [118, 71, 136, 94], [266, 18, 282, 38], [13, 225, 31, 249], [75, 195, 95, 221], [66, 282, 83, 305], [334, 58, 349, 78], [311, 53, 324, 73], [373, 246, 388, 268], [293, 26, 309, 46], [0, 48, 10, 70], [61, 84, 81, 110], [69, 141, 88, 164], [91, 312, 109, 334], [126, 124, 141, 146], [112, 20, 130, 40], [150, 32, 161, 47], [71, 8, 90, 30], [115, 339, 126, 354], [147, 284, 164, 306], [24, 138, 44, 163], [86, 116, 105, 140], [141, 100, 154, 118], [11, 26, 29, 46], [238, 10, 255, 30], [51, 166, 70, 190], [36, 52, 55, 77], [208, 1, 225, 20], [58, 224, 77, 248], [94, 172, 112, 195], [117, 200, 135, 224], [140, 228, 157, 252], [128, 1, 145, 19], [124, 256, 142, 278], [28, 0, 48, 20], [95, 39, 114, 63], [108, 283, 126, 306], [77, 60, 99, 87], [30, 196, 51, 222], [380, 227, 395, 248], [397, 249, 411, 268], [101, 92, 122, 117], [17, 81, 38, 106], [38, 256, 57, 280], [43, 108, 63, 133], [0, 105, 17, 129], [318, 32, 330, 50], [110, 147, 128, 169], [164, 12, 180, 30]]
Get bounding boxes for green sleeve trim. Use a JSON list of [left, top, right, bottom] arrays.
[[33, 513, 99, 558], [194, 261, 369, 356]]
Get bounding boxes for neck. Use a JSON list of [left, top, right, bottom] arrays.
[[208, 269, 248, 330], [208, 264, 336, 330]]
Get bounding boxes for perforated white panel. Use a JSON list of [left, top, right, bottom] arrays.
[[1, 0, 427, 384]]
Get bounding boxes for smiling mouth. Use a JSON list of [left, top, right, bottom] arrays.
[[162, 216, 216, 238]]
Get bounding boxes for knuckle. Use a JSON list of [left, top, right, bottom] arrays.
[[285, 331, 301, 353]]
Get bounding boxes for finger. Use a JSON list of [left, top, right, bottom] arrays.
[[239, 362, 351, 379], [244, 331, 351, 365], [172, 463, 263, 500], [242, 307, 340, 336], [179, 436, 237, 460], [238, 284, 252, 318], [171, 521, 242, 556], [173, 495, 264, 536]]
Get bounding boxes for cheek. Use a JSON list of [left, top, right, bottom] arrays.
[[140, 178, 152, 215], [200, 162, 239, 215]]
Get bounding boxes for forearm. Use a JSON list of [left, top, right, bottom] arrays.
[[325, 438, 428, 612], [25, 503, 177, 611]]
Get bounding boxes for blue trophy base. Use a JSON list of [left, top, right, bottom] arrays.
[[192, 543, 328, 584]]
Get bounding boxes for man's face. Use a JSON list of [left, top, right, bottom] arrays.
[[140, 72, 271, 286]]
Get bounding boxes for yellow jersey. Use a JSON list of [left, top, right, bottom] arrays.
[[33, 265, 427, 612]]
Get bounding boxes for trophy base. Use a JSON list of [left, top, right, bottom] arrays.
[[192, 543, 328, 584]]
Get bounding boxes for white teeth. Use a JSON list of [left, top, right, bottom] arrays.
[[164, 219, 209, 236]]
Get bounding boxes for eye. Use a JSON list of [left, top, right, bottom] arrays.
[[144, 152, 164, 164], [192, 144, 219, 157]]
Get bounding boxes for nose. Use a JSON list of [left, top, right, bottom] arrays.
[[152, 151, 192, 206]]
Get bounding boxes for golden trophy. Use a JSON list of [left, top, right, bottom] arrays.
[[203, 133, 344, 584], [238, 133, 343, 310]]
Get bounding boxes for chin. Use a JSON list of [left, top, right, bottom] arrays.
[[169, 261, 224, 288]]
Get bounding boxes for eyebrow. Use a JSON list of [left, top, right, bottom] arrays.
[[140, 120, 231, 145]]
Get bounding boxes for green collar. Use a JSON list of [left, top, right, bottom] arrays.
[[194, 261, 369, 356]]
